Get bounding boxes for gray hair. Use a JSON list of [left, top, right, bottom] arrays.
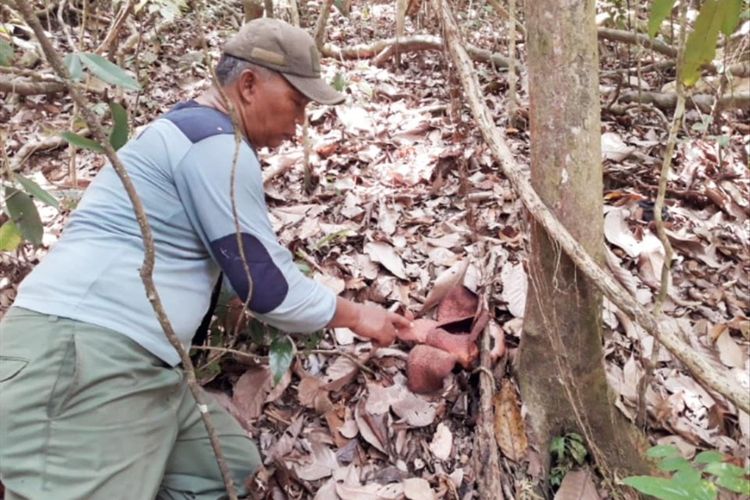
[[215, 54, 275, 86]]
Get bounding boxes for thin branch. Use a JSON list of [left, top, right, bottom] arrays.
[[95, 0, 136, 55], [324, 35, 515, 70], [12, 2, 240, 497], [0, 77, 66, 95], [432, 0, 749, 414], [314, 0, 334, 51], [597, 28, 678, 58]]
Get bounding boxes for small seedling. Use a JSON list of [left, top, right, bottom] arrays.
[[623, 445, 750, 500]]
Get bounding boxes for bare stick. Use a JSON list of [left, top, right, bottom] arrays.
[[12, 2, 240, 497], [432, 0, 749, 414], [637, 1, 687, 429], [95, 0, 135, 55], [314, 0, 334, 51], [505, 0, 518, 119]]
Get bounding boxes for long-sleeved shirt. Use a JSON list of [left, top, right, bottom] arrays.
[[14, 101, 336, 365]]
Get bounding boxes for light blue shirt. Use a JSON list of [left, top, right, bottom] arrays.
[[14, 101, 336, 365]]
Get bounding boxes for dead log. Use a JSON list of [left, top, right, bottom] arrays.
[[433, 0, 749, 414], [0, 77, 66, 95], [324, 35, 514, 69], [620, 90, 750, 112], [597, 28, 678, 58]]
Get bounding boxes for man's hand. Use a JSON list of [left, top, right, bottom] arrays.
[[352, 303, 412, 347], [328, 297, 412, 347]]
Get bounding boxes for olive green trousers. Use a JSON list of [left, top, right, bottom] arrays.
[[0, 308, 260, 500]]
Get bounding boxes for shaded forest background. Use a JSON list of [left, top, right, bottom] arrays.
[[0, 0, 748, 498]]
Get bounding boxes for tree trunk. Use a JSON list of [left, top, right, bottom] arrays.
[[518, 0, 650, 486]]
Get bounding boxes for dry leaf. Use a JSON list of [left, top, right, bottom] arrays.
[[601, 132, 634, 162], [603, 208, 640, 258], [355, 400, 388, 453], [553, 469, 600, 500], [500, 262, 527, 318], [714, 329, 745, 368], [295, 441, 339, 481], [420, 259, 469, 314], [429, 422, 453, 460], [403, 477, 436, 500], [364, 241, 407, 279], [493, 380, 528, 461], [323, 355, 361, 392], [232, 366, 273, 420]]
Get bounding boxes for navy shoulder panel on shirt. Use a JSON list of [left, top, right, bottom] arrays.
[[162, 100, 234, 143]]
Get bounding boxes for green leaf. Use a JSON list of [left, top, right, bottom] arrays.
[[14, 174, 59, 209], [109, 102, 129, 151], [704, 461, 745, 478], [61, 131, 105, 153], [622, 476, 696, 499], [332, 72, 346, 92], [0, 220, 22, 251], [682, 0, 724, 87], [64, 53, 84, 81], [0, 39, 13, 67], [659, 457, 692, 473], [648, 444, 682, 459], [4, 187, 43, 246], [78, 53, 140, 91], [269, 335, 294, 385], [569, 439, 588, 465], [649, 0, 677, 37], [720, 0, 743, 35], [550, 437, 566, 461], [714, 474, 750, 495], [694, 451, 725, 464]]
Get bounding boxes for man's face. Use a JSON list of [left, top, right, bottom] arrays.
[[235, 70, 309, 149]]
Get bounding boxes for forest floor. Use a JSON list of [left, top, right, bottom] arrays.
[[1, 0, 749, 498]]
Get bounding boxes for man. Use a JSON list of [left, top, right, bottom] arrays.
[[0, 18, 409, 499]]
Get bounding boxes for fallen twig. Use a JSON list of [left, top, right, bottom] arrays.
[[619, 90, 750, 112], [323, 35, 515, 70], [597, 28, 678, 58]]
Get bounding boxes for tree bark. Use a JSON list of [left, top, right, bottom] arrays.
[[518, 0, 650, 484]]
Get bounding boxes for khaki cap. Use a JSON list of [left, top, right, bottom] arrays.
[[223, 18, 344, 105]]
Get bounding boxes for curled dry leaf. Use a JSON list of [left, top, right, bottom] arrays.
[[429, 422, 453, 461], [419, 259, 470, 315], [500, 261, 527, 318], [403, 477, 436, 500], [294, 440, 339, 482], [232, 366, 273, 420], [355, 400, 388, 453], [553, 469, 600, 500], [364, 241, 407, 279], [323, 355, 361, 392], [601, 131, 635, 162], [714, 327, 745, 368], [603, 207, 641, 258], [493, 380, 528, 462]]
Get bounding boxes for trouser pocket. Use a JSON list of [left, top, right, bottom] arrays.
[[0, 356, 29, 382]]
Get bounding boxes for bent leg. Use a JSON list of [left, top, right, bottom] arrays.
[[158, 386, 261, 500], [0, 309, 181, 499]]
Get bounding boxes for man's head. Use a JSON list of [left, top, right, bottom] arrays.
[[217, 19, 344, 149]]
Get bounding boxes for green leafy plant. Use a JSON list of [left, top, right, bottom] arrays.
[[550, 433, 589, 488], [1, 174, 59, 251], [648, 0, 744, 86], [623, 445, 750, 499]]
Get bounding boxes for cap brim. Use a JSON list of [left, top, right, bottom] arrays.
[[283, 73, 345, 105]]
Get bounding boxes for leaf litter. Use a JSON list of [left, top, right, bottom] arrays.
[[2, 0, 750, 498]]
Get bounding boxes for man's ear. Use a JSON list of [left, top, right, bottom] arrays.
[[236, 69, 257, 104]]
